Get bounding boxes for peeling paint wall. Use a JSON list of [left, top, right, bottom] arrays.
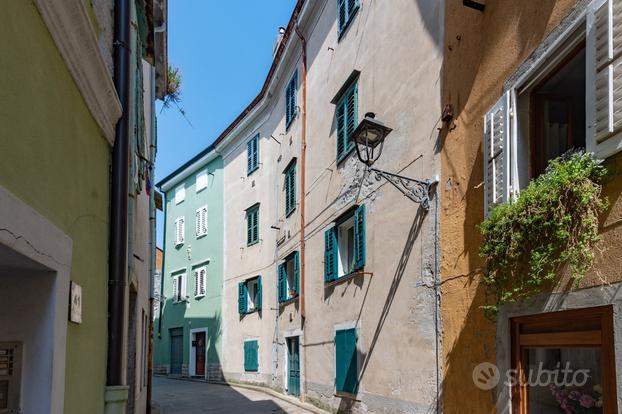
[[219, 0, 444, 412], [441, 0, 622, 412]]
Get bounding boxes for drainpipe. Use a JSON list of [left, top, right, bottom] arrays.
[[147, 66, 157, 414], [294, 23, 307, 402], [107, 0, 131, 408]]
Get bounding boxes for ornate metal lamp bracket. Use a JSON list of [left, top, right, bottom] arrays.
[[369, 167, 435, 210]]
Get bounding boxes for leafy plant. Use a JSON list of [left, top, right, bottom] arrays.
[[161, 65, 192, 126], [479, 152, 608, 317]]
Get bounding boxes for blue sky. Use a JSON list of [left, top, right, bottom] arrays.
[[155, 0, 297, 247]]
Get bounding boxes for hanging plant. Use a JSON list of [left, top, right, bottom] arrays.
[[161, 65, 192, 127], [479, 151, 608, 317]]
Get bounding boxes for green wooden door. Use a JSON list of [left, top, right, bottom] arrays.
[[287, 337, 300, 397], [335, 328, 358, 394]]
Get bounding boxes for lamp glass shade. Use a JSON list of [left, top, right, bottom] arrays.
[[350, 117, 393, 149]]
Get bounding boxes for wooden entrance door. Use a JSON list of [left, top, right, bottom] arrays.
[[287, 337, 300, 397], [195, 332, 206, 376]]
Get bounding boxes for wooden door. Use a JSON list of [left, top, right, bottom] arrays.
[[195, 332, 206, 376], [288, 337, 300, 397], [169, 328, 183, 375]]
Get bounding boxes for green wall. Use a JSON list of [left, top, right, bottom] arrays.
[[0, 2, 110, 413], [155, 156, 225, 372]]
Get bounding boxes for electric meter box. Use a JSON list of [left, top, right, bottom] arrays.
[[0, 342, 22, 414]]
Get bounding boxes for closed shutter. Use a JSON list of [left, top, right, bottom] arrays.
[[247, 140, 253, 173], [199, 268, 206, 296], [194, 270, 199, 297], [195, 210, 201, 236], [483, 92, 512, 217], [238, 282, 247, 314], [201, 206, 208, 235], [336, 82, 357, 161], [179, 218, 185, 244], [587, 0, 622, 158], [172, 276, 178, 302], [286, 72, 297, 127], [354, 204, 366, 270], [196, 170, 208, 191], [253, 135, 259, 170], [324, 227, 338, 282], [336, 97, 346, 158], [345, 85, 358, 142], [244, 341, 250, 371], [335, 328, 358, 394], [278, 263, 287, 302], [253, 209, 259, 243], [293, 251, 300, 295]]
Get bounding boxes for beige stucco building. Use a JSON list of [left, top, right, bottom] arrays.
[[212, 0, 445, 412]]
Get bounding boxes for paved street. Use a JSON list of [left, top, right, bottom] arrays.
[[152, 377, 315, 414]]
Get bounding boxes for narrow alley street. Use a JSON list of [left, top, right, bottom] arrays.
[[152, 377, 317, 414]]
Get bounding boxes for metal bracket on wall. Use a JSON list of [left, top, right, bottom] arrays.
[[369, 168, 436, 210], [463, 0, 485, 12]]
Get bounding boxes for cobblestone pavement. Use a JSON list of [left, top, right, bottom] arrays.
[[152, 376, 315, 414]]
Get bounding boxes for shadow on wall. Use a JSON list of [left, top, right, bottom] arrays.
[[438, 1, 577, 413]]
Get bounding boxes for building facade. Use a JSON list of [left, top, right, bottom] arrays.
[[0, 1, 166, 413], [157, 0, 444, 413], [154, 148, 225, 380], [441, 0, 622, 412]]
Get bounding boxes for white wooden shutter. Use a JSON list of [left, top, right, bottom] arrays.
[[201, 206, 208, 235], [174, 218, 180, 245], [195, 209, 201, 236], [180, 218, 185, 244], [181, 273, 187, 300], [172, 276, 178, 302], [196, 170, 208, 192], [587, 0, 622, 158], [199, 268, 206, 296], [483, 91, 513, 216], [194, 270, 199, 297]]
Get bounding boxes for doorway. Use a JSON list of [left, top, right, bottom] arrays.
[[169, 328, 183, 375], [287, 337, 300, 397], [191, 330, 207, 377]]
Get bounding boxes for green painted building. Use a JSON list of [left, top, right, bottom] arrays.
[[154, 146, 224, 379]]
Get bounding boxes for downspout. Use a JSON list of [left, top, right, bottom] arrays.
[[108, 0, 131, 392], [147, 66, 157, 414], [294, 23, 307, 402]]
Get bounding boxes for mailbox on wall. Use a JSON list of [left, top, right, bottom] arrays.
[[0, 342, 22, 414]]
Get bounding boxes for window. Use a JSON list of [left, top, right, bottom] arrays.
[[286, 71, 298, 129], [324, 205, 365, 282], [483, 2, 622, 216], [338, 0, 360, 37], [246, 205, 259, 246], [278, 251, 300, 303], [335, 79, 358, 163], [195, 205, 208, 237], [194, 267, 206, 298], [174, 217, 185, 246], [244, 339, 259, 372], [196, 169, 208, 192], [247, 134, 259, 175], [284, 160, 296, 216], [175, 185, 185, 204], [238, 276, 262, 314], [335, 328, 358, 395], [510, 306, 615, 413], [171, 273, 186, 303]]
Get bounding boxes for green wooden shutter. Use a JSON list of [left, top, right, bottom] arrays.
[[338, 0, 346, 33], [244, 340, 258, 372], [336, 100, 346, 159], [252, 340, 259, 371], [354, 204, 366, 270], [335, 328, 358, 394], [253, 208, 259, 243], [278, 263, 287, 302], [247, 140, 253, 173], [345, 84, 358, 144], [293, 251, 300, 295], [285, 163, 296, 215], [286, 72, 297, 128], [238, 282, 247, 314], [256, 276, 262, 310], [324, 227, 338, 282], [253, 135, 259, 170]]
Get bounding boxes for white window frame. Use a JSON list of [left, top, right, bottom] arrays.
[[172, 273, 187, 303], [175, 185, 185, 204], [194, 266, 207, 298], [246, 278, 259, 312], [174, 217, 185, 246], [195, 205, 208, 237], [196, 169, 208, 192], [337, 216, 355, 277]]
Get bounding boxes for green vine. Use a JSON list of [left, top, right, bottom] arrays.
[[479, 152, 608, 317]]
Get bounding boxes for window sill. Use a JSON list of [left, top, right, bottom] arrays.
[[175, 242, 184, 248], [335, 391, 360, 401], [247, 240, 260, 247], [247, 166, 259, 177], [279, 295, 299, 306], [196, 233, 207, 239], [286, 114, 297, 132], [325, 270, 365, 288], [194, 294, 205, 299], [285, 207, 296, 218]]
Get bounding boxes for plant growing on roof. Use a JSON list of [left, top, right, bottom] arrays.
[[161, 65, 192, 126], [479, 151, 608, 317]]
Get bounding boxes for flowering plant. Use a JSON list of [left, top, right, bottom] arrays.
[[549, 384, 603, 413]]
